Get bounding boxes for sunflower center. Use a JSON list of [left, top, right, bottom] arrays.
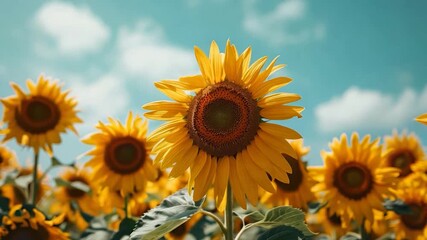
[[15, 96, 60, 134], [0, 155, 3, 164], [275, 154, 303, 192], [187, 81, 260, 157], [333, 162, 373, 200], [105, 137, 146, 174], [4, 225, 49, 240], [389, 150, 415, 177], [401, 203, 427, 230], [65, 176, 89, 199]]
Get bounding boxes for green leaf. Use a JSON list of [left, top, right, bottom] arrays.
[[54, 178, 91, 193], [383, 199, 412, 215], [340, 232, 361, 240], [257, 225, 305, 240], [244, 211, 265, 223], [51, 156, 63, 167], [111, 218, 137, 240], [80, 216, 113, 240], [307, 201, 327, 214], [129, 188, 205, 240], [247, 206, 315, 238]]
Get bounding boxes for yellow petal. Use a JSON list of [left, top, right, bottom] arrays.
[[259, 123, 302, 139], [214, 156, 230, 205], [260, 106, 303, 120], [258, 93, 301, 108], [194, 46, 213, 84], [252, 76, 292, 99]]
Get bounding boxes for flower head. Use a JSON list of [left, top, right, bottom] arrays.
[[144, 40, 303, 208], [1, 75, 82, 154]]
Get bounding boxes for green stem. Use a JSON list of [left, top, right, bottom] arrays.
[[124, 193, 129, 219], [200, 209, 227, 235], [225, 182, 233, 240], [32, 152, 39, 205]]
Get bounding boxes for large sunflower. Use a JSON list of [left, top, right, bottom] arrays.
[[0, 144, 18, 175], [143, 40, 303, 208], [389, 174, 427, 240], [0, 205, 68, 240], [310, 133, 399, 225], [83, 112, 158, 196], [1, 75, 82, 154], [383, 131, 425, 178], [416, 113, 427, 126], [50, 168, 101, 231], [260, 139, 316, 210]]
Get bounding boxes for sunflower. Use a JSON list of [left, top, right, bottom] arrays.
[[0, 205, 68, 240], [50, 168, 101, 231], [310, 133, 399, 225], [389, 174, 427, 240], [83, 112, 158, 196], [260, 139, 316, 210], [143, 40, 303, 208], [1, 75, 82, 154], [383, 131, 425, 178], [0, 144, 18, 175], [416, 113, 427, 126]]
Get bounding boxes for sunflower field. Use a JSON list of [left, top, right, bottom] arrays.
[[0, 38, 426, 240]]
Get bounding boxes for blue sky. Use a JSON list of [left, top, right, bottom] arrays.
[[1, 0, 427, 169]]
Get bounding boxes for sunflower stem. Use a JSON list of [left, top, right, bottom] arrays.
[[124, 193, 129, 219], [225, 182, 233, 240], [31, 152, 39, 205], [200, 209, 227, 235]]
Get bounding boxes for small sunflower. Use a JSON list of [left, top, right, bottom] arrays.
[[83, 112, 158, 196], [310, 133, 399, 225], [0, 144, 18, 174], [261, 139, 316, 210], [50, 168, 101, 231], [416, 113, 427, 126], [143, 40, 303, 208], [383, 131, 425, 178], [0, 205, 68, 240], [389, 174, 427, 240], [1, 75, 82, 154]]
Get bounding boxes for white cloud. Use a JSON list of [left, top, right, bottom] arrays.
[[315, 86, 427, 132], [243, 0, 325, 45], [35, 1, 110, 56], [117, 20, 198, 80], [70, 74, 130, 133]]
